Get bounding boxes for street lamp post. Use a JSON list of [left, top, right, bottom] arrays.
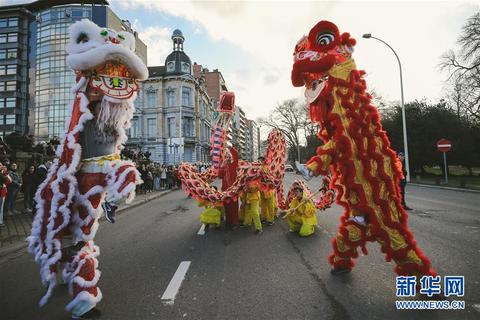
[[362, 33, 410, 182]]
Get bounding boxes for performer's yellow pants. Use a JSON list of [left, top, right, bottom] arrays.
[[260, 197, 276, 223], [287, 214, 316, 237], [244, 202, 262, 231], [200, 208, 222, 227]]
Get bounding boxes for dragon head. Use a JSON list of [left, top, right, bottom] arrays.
[[291, 20, 357, 126], [66, 19, 148, 102]]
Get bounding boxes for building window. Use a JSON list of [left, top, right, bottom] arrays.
[[147, 91, 157, 108], [7, 49, 17, 59], [0, 34, 5, 43], [1, 98, 16, 108], [5, 115, 16, 125], [181, 62, 190, 73], [167, 117, 176, 137], [167, 61, 175, 72], [182, 87, 191, 107], [130, 118, 139, 138], [147, 118, 156, 137], [0, 18, 17, 27], [6, 65, 17, 75], [167, 90, 175, 107], [0, 81, 16, 91], [8, 18, 18, 27], [7, 33, 18, 43], [183, 117, 194, 137]]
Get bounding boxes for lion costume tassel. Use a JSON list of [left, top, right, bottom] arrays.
[[291, 20, 435, 279], [27, 19, 148, 318]]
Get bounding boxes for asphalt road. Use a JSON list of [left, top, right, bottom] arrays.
[[0, 173, 479, 320]]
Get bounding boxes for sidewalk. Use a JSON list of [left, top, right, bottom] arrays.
[[0, 189, 173, 258], [410, 182, 480, 193]]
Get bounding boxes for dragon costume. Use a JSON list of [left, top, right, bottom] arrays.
[[177, 92, 335, 223], [177, 92, 288, 208], [28, 19, 148, 317], [291, 20, 435, 277]]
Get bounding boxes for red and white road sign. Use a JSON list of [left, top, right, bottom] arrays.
[[437, 138, 452, 152]]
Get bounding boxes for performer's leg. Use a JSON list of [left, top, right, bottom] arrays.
[[243, 205, 253, 226], [252, 210, 262, 232], [64, 243, 102, 317], [328, 221, 369, 273], [299, 222, 315, 237], [73, 172, 106, 240], [375, 225, 435, 278], [266, 198, 275, 224], [287, 216, 300, 232], [225, 201, 239, 228]]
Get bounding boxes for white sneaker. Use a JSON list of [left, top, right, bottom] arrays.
[[295, 161, 313, 181]]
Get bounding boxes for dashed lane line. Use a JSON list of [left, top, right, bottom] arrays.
[[197, 224, 206, 235], [160, 261, 191, 305]]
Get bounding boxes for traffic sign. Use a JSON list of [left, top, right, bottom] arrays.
[[437, 139, 452, 152]]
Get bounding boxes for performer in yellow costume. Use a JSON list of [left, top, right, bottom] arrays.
[[198, 199, 223, 229], [260, 188, 277, 226], [285, 185, 317, 237], [243, 183, 263, 234]]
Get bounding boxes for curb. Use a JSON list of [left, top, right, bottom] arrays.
[[0, 240, 28, 262], [0, 190, 174, 261], [409, 183, 480, 194]]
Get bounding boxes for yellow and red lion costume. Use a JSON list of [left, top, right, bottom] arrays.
[[291, 20, 435, 278]]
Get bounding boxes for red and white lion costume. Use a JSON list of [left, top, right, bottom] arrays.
[[27, 19, 148, 316]]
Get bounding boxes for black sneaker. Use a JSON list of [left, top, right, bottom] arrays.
[[102, 201, 117, 223], [72, 307, 102, 320], [266, 221, 274, 226], [403, 206, 413, 211], [330, 267, 351, 276], [254, 229, 263, 235]]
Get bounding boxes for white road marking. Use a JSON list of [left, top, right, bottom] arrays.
[[161, 261, 191, 305], [197, 224, 206, 235]]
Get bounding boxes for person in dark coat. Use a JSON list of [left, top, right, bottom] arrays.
[[5, 163, 22, 215], [21, 165, 36, 212], [398, 152, 412, 210]]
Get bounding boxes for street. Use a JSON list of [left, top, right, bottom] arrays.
[[0, 173, 479, 320]]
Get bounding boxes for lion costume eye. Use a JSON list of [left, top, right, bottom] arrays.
[[100, 30, 108, 37], [76, 32, 89, 44], [118, 34, 125, 41], [316, 32, 335, 46]]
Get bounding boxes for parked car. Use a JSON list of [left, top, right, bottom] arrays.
[[285, 164, 294, 172]]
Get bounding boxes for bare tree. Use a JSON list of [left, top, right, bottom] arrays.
[[440, 11, 480, 123], [300, 103, 319, 142], [258, 99, 306, 160]]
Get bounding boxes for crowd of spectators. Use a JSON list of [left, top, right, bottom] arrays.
[[0, 132, 215, 227]]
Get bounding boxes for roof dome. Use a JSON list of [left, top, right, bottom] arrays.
[[172, 29, 184, 39], [165, 51, 192, 75]]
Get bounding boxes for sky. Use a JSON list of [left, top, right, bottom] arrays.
[[2, 0, 479, 123]]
